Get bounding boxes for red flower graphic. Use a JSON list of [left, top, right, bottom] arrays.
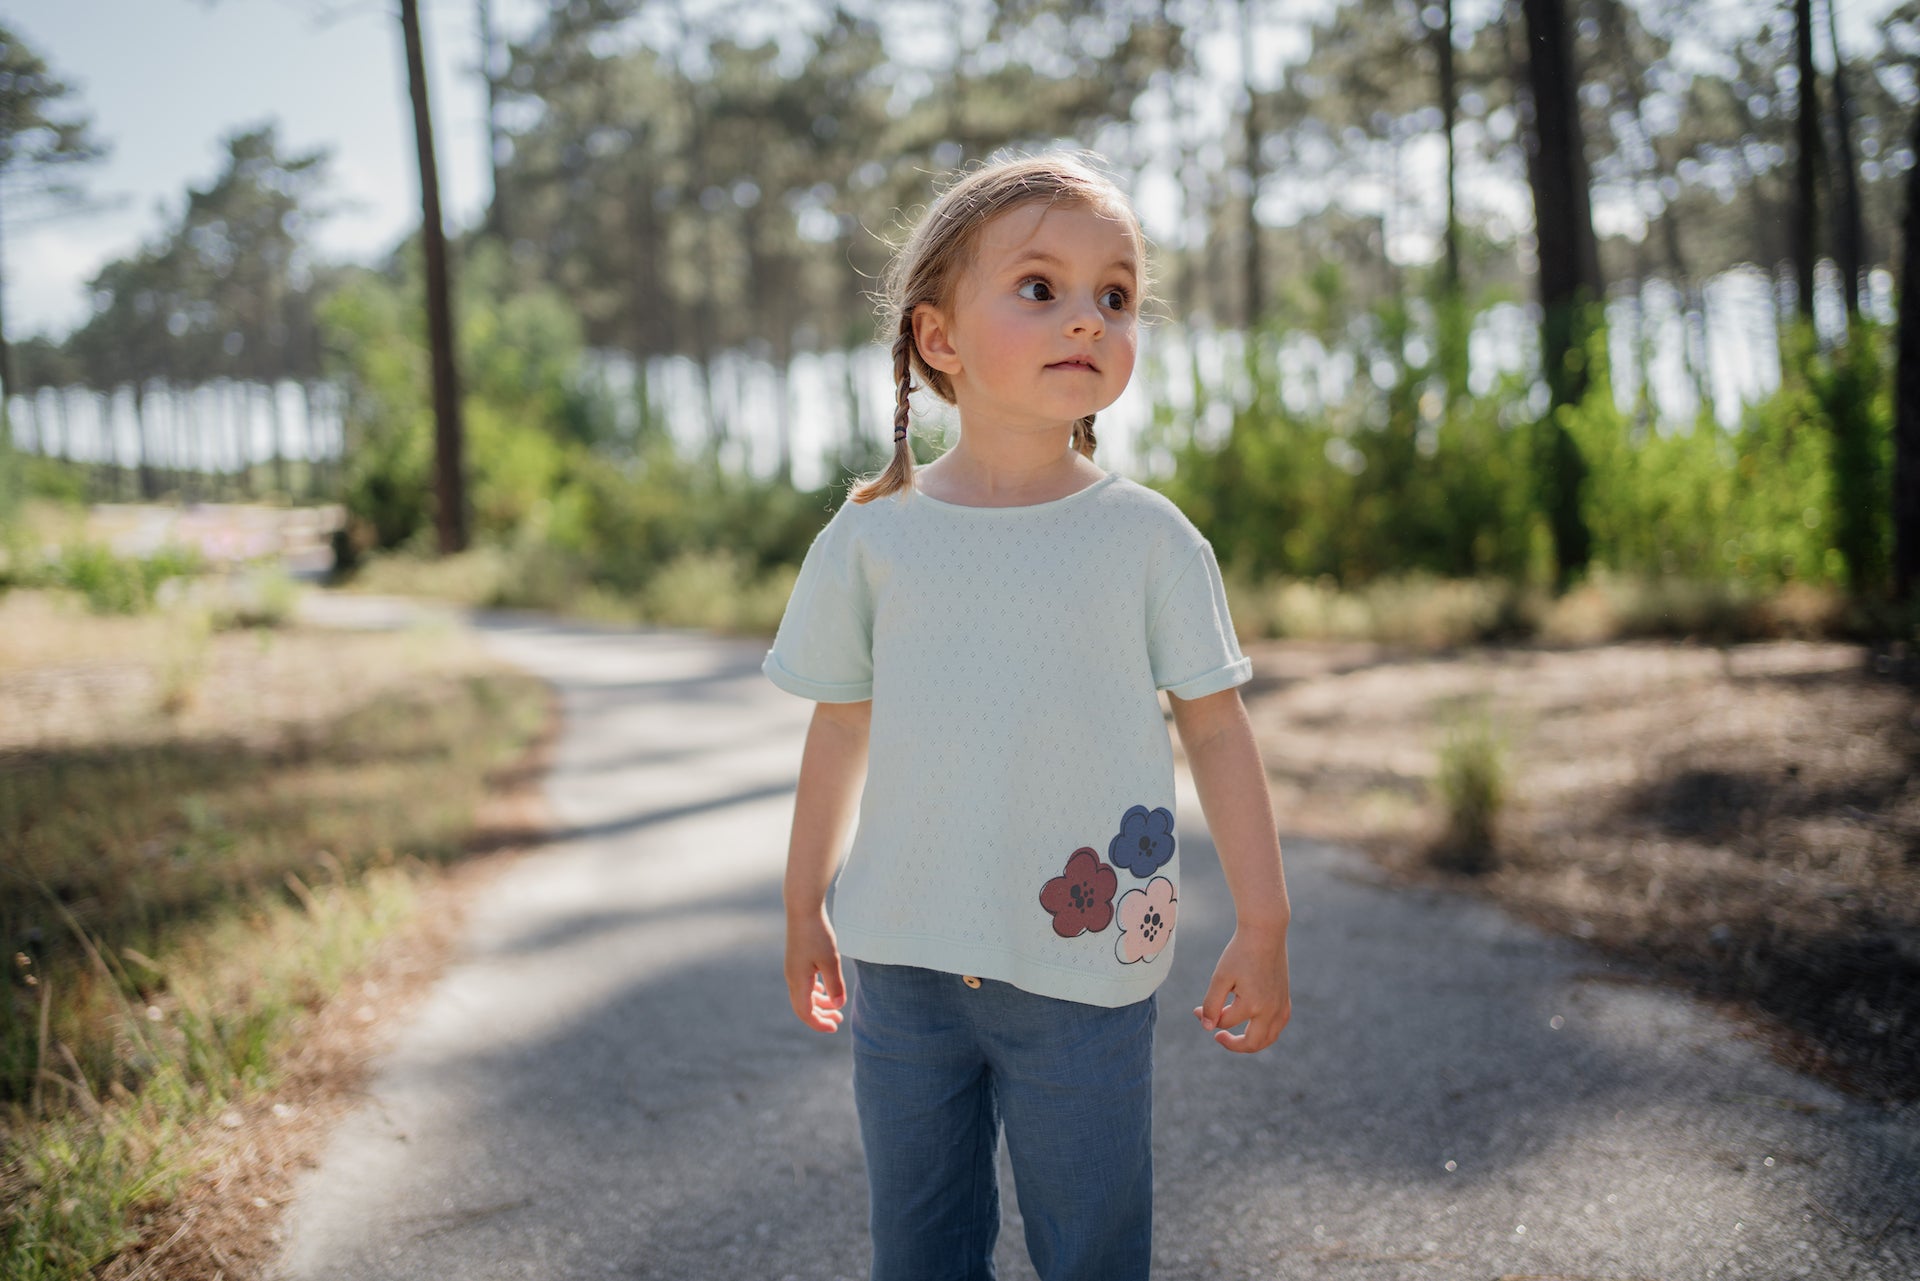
[[1039, 848, 1118, 938]]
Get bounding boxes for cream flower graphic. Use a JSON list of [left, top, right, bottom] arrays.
[[1114, 876, 1177, 964]]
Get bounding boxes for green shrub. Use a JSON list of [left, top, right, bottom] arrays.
[[1239, 573, 1540, 646], [207, 565, 300, 630], [1429, 714, 1508, 874], [640, 549, 796, 635], [1146, 303, 1893, 605], [42, 543, 202, 615]]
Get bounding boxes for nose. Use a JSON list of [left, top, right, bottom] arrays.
[[1066, 297, 1105, 338]]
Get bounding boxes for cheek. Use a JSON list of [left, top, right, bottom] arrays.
[[982, 310, 1046, 363]]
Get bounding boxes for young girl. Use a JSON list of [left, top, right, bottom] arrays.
[[763, 154, 1292, 1281]]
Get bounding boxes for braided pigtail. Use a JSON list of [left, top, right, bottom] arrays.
[[1071, 413, 1098, 459], [851, 314, 920, 504]]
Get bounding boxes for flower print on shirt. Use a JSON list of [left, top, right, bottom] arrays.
[[1039, 848, 1117, 938], [1114, 876, 1177, 964], [1109, 804, 1175, 878]]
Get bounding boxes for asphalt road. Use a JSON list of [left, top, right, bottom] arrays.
[[276, 602, 1919, 1280]]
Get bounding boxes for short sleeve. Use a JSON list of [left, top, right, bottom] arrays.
[[1148, 541, 1251, 700], [762, 511, 874, 702]]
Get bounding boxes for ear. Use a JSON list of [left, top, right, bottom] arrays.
[[911, 302, 962, 377]]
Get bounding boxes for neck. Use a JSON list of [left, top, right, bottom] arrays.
[[938, 431, 1085, 499]]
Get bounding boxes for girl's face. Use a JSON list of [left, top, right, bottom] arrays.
[[914, 200, 1141, 434]]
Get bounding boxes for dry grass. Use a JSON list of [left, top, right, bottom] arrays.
[[343, 545, 800, 635], [0, 589, 481, 750], [1237, 637, 1920, 1101], [0, 587, 555, 1280], [1225, 569, 1904, 650]]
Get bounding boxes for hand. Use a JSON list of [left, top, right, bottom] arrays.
[[1193, 922, 1291, 1053], [785, 908, 847, 1033]]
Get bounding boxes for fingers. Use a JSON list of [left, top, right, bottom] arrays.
[[788, 963, 846, 1033], [1213, 1006, 1287, 1053], [818, 957, 846, 1007], [1192, 992, 1292, 1053], [1191, 996, 1247, 1033], [809, 970, 846, 1028], [1213, 1025, 1268, 1053], [1196, 971, 1238, 1031], [808, 978, 846, 1032]]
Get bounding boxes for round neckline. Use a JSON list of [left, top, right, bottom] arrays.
[[910, 472, 1119, 512]]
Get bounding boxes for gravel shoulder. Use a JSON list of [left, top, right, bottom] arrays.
[[1237, 637, 1920, 1102]]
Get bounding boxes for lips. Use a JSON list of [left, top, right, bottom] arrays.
[[1048, 357, 1099, 372]]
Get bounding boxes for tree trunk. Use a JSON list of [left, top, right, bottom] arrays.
[[401, 0, 468, 554], [0, 174, 14, 408], [1517, 0, 1600, 584], [1894, 105, 1920, 602], [1437, 0, 1460, 296], [1239, 0, 1264, 329], [133, 379, 159, 499], [1435, 0, 1468, 409], [840, 348, 864, 465], [0, 176, 14, 483], [1825, 0, 1863, 319], [478, 0, 509, 241], [624, 147, 668, 366], [157, 379, 178, 498], [301, 380, 323, 499], [1173, 13, 1205, 325], [267, 380, 290, 497], [774, 352, 794, 489], [230, 379, 253, 498], [55, 386, 72, 463], [1790, 0, 1820, 321]]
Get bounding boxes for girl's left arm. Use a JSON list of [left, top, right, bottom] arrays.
[[1168, 686, 1293, 1054]]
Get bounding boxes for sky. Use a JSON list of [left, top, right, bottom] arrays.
[[6, 0, 547, 340]]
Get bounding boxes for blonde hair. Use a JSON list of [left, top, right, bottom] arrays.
[[848, 153, 1148, 505]]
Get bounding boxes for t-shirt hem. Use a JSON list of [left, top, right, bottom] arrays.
[[1158, 655, 1253, 701], [762, 650, 873, 702], [835, 924, 1171, 1008]]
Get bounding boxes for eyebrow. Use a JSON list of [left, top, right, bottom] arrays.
[[1006, 249, 1138, 281]]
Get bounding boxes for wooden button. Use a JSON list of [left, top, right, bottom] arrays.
[[962, 975, 982, 989]]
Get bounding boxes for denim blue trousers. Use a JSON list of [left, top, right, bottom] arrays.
[[847, 960, 1156, 1281]]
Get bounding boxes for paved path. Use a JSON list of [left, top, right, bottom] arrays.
[[278, 602, 1919, 1280]]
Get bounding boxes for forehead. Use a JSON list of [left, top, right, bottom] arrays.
[[971, 199, 1141, 273]]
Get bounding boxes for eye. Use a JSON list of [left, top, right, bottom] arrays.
[[1016, 278, 1054, 302], [1102, 286, 1132, 312]]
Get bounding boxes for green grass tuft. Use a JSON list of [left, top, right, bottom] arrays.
[[1428, 713, 1509, 874]]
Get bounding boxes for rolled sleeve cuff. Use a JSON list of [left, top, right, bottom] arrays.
[[762, 650, 873, 702], [1156, 655, 1252, 701]]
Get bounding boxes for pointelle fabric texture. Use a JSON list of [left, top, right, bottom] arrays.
[[763, 472, 1251, 1007]]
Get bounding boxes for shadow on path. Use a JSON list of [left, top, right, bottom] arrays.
[[277, 610, 1920, 1281]]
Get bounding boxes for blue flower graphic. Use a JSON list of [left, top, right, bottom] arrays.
[[1108, 805, 1175, 878]]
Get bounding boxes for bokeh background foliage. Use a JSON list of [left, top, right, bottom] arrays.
[[4, 0, 1917, 624]]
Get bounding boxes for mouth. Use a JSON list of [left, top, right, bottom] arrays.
[[1047, 358, 1099, 372]]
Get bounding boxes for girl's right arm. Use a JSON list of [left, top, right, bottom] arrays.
[[782, 698, 872, 1032]]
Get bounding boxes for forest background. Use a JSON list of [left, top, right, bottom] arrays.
[[4, 4, 1920, 1274], [3, 0, 1919, 640]]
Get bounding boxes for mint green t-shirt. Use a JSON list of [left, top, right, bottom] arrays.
[[762, 472, 1251, 1007]]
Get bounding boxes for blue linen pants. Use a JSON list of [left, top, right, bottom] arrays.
[[847, 960, 1156, 1281]]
